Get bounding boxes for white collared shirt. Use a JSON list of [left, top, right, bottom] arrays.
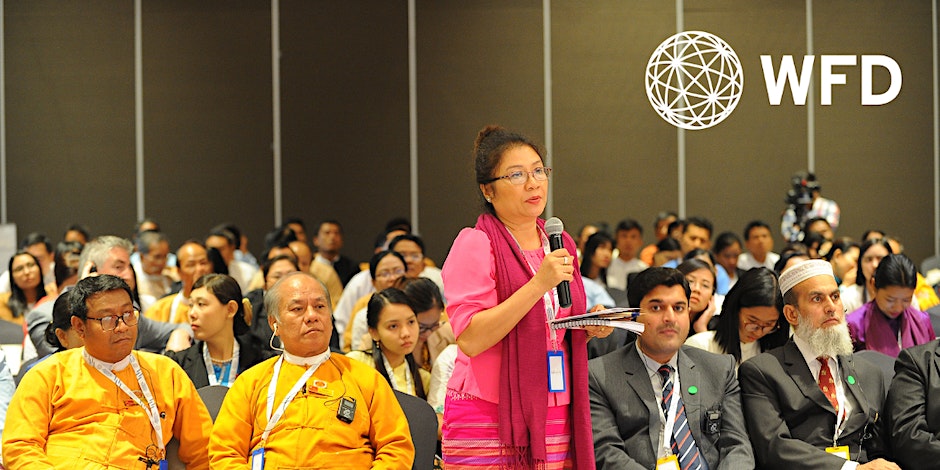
[[636, 342, 680, 460]]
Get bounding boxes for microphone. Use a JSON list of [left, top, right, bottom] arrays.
[[544, 217, 572, 308]]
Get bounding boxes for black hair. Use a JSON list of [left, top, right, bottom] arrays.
[[317, 219, 344, 234], [656, 237, 681, 252], [64, 224, 91, 242], [855, 238, 894, 286], [53, 241, 83, 288], [676, 259, 716, 314], [21, 232, 53, 254], [683, 216, 713, 238], [743, 220, 771, 241], [206, 247, 228, 275], [401, 277, 444, 313], [388, 234, 426, 254], [366, 288, 426, 399], [774, 250, 809, 276], [384, 217, 412, 234], [208, 226, 237, 247], [615, 218, 643, 235], [7, 251, 47, 318], [44, 294, 73, 352], [627, 267, 691, 309], [823, 237, 860, 262], [580, 232, 614, 280], [263, 225, 298, 252], [369, 251, 407, 281], [68, 275, 133, 321], [713, 268, 787, 362], [872, 254, 917, 290], [262, 254, 299, 280], [713, 232, 742, 256], [683, 248, 717, 267], [193, 273, 252, 336]]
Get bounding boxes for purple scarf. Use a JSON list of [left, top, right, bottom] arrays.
[[850, 301, 935, 358], [475, 213, 594, 470]]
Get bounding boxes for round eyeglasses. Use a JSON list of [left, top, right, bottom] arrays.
[[86, 310, 139, 332]]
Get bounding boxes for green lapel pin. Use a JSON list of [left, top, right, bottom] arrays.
[[688, 386, 698, 395], [847, 375, 856, 385]]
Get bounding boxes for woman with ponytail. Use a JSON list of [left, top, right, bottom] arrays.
[[166, 273, 272, 387], [347, 287, 430, 399]]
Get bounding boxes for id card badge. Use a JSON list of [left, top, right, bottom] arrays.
[[656, 454, 680, 470], [158, 460, 168, 470], [251, 447, 266, 470], [547, 350, 566, 393], [825, 445, 850, 459]]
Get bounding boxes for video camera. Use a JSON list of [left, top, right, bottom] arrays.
[[785, 172, 820, 219]]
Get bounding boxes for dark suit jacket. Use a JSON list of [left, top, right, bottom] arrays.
[[165, 334, 273, 388], [886, 338, 940, 467], [738, 339, 890, 470], [588, 344, 754, 469]]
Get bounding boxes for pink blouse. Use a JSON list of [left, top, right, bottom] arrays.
[[442, 227, 571, 405]]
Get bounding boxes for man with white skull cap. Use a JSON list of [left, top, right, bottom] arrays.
[[738, 259, 899, 470]]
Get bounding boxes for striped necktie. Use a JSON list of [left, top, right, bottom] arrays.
[[659, 365, 707, 470]]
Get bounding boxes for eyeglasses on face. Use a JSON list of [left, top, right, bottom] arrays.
[[376, 268, 406, 280], [419, 321, 441, 335], [743, 321, 779, 335], [487, 167, 552, 185], [86, 310, 139, 332]]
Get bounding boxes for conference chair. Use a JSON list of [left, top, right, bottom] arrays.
[[394, 390, 438, 470], [198, 384, 230, 422], [0, 319, 24, 376]]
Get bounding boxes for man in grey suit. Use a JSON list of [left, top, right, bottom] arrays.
[[589, 267, 753, 469], [739, 259, 898, 470], [886, 338, 940, 468]]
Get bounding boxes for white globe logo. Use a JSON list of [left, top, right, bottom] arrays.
[[645, 31, 744, 130]]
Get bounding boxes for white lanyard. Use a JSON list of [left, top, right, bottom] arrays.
[[202, 340, 240, 387], [381, 353, 413, 394], [260, 353, 330, 444], [660, 370, 681, 455], [83, 350, 165, 455], [506, 227, 562, 350], [831, 358, 848, 445]]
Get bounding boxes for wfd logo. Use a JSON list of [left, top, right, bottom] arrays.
[[645, 31, 903, 130]]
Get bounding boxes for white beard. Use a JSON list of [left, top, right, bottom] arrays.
[[794, 319, 854, 358]]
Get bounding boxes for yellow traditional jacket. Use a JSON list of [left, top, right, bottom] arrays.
[[209, 353, 414, 469], [3, 348, 212, 469]]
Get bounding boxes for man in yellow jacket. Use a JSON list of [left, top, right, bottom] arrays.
[[3, 274, 212, 469], [209, 271, 414, 468]]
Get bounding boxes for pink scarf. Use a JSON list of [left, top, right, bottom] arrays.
[[475, 213, 594, 470]]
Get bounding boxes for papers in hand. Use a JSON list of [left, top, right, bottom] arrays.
[[548, 307, 645, 334]]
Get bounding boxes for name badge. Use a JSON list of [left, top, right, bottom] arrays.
[[547, 350, 565, 393], [251, 447, 265, 470], [825, 445, 849, 459], [656, 454, 680, 470]]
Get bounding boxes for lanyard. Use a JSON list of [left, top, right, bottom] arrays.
[[831, 358, 848, 446], [202, 340, 240, 387], [83, 350, 165, 455], [660, 370, 681, 455], [381, 354, 413, 394], [505, 227, 562, 350], [260, 353, 330, 444]]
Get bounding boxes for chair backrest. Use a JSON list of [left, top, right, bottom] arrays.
[[394, 390, 438, 470], [921, 255, 940, 276], [198, 385, 230, 422], [0, 319, 25, 375], [854, 349, 896, 391], [165, 437, 184, 470]]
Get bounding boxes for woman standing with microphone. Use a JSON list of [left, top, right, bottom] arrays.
[[440, 125, 608, 469]]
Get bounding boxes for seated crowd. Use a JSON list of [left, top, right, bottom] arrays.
[[0, 207, 937, 469]]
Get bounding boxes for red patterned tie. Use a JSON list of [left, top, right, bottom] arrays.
[[817, 356, 839, 412]]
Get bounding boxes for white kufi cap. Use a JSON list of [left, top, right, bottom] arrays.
[[779, 259, 834, 295]]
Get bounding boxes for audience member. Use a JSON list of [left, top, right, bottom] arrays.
[[606, 219, 648, 291], [4, 275, 212, 468], [652, 237, 682, 267], [346, 288, 430, 398], [0, 251, 47, 325], [145, 240, 213, 323], [677, 259, 717, 335], [713, 231, 744, 295], [685, 267, 788, 365], [738, 259, 895, 469], [313, 219, 359, 286], [738, 220, 779, 271], [805, 217, 835, 241], [133, 230, 175, 307], [589, 266, 754, 468], [345, 250, 407, 351], [282, 216, 308, 245], [209, 272, 414, 467], [886, 338, 940, 467], [206, 225, 258, 292], [579, 231, 617, 308], [842, 238, 894, 314], [0, 233, 55, 295], [166, 274, 271, 388], [62, 224, 90, 245], [389, 233, 445, 298], [824, 237, 860, 286], [402, 277, 455, 371], [846, 254, 934, 357], [640, 211, 678, 266], [440, 125, 602, 469]]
